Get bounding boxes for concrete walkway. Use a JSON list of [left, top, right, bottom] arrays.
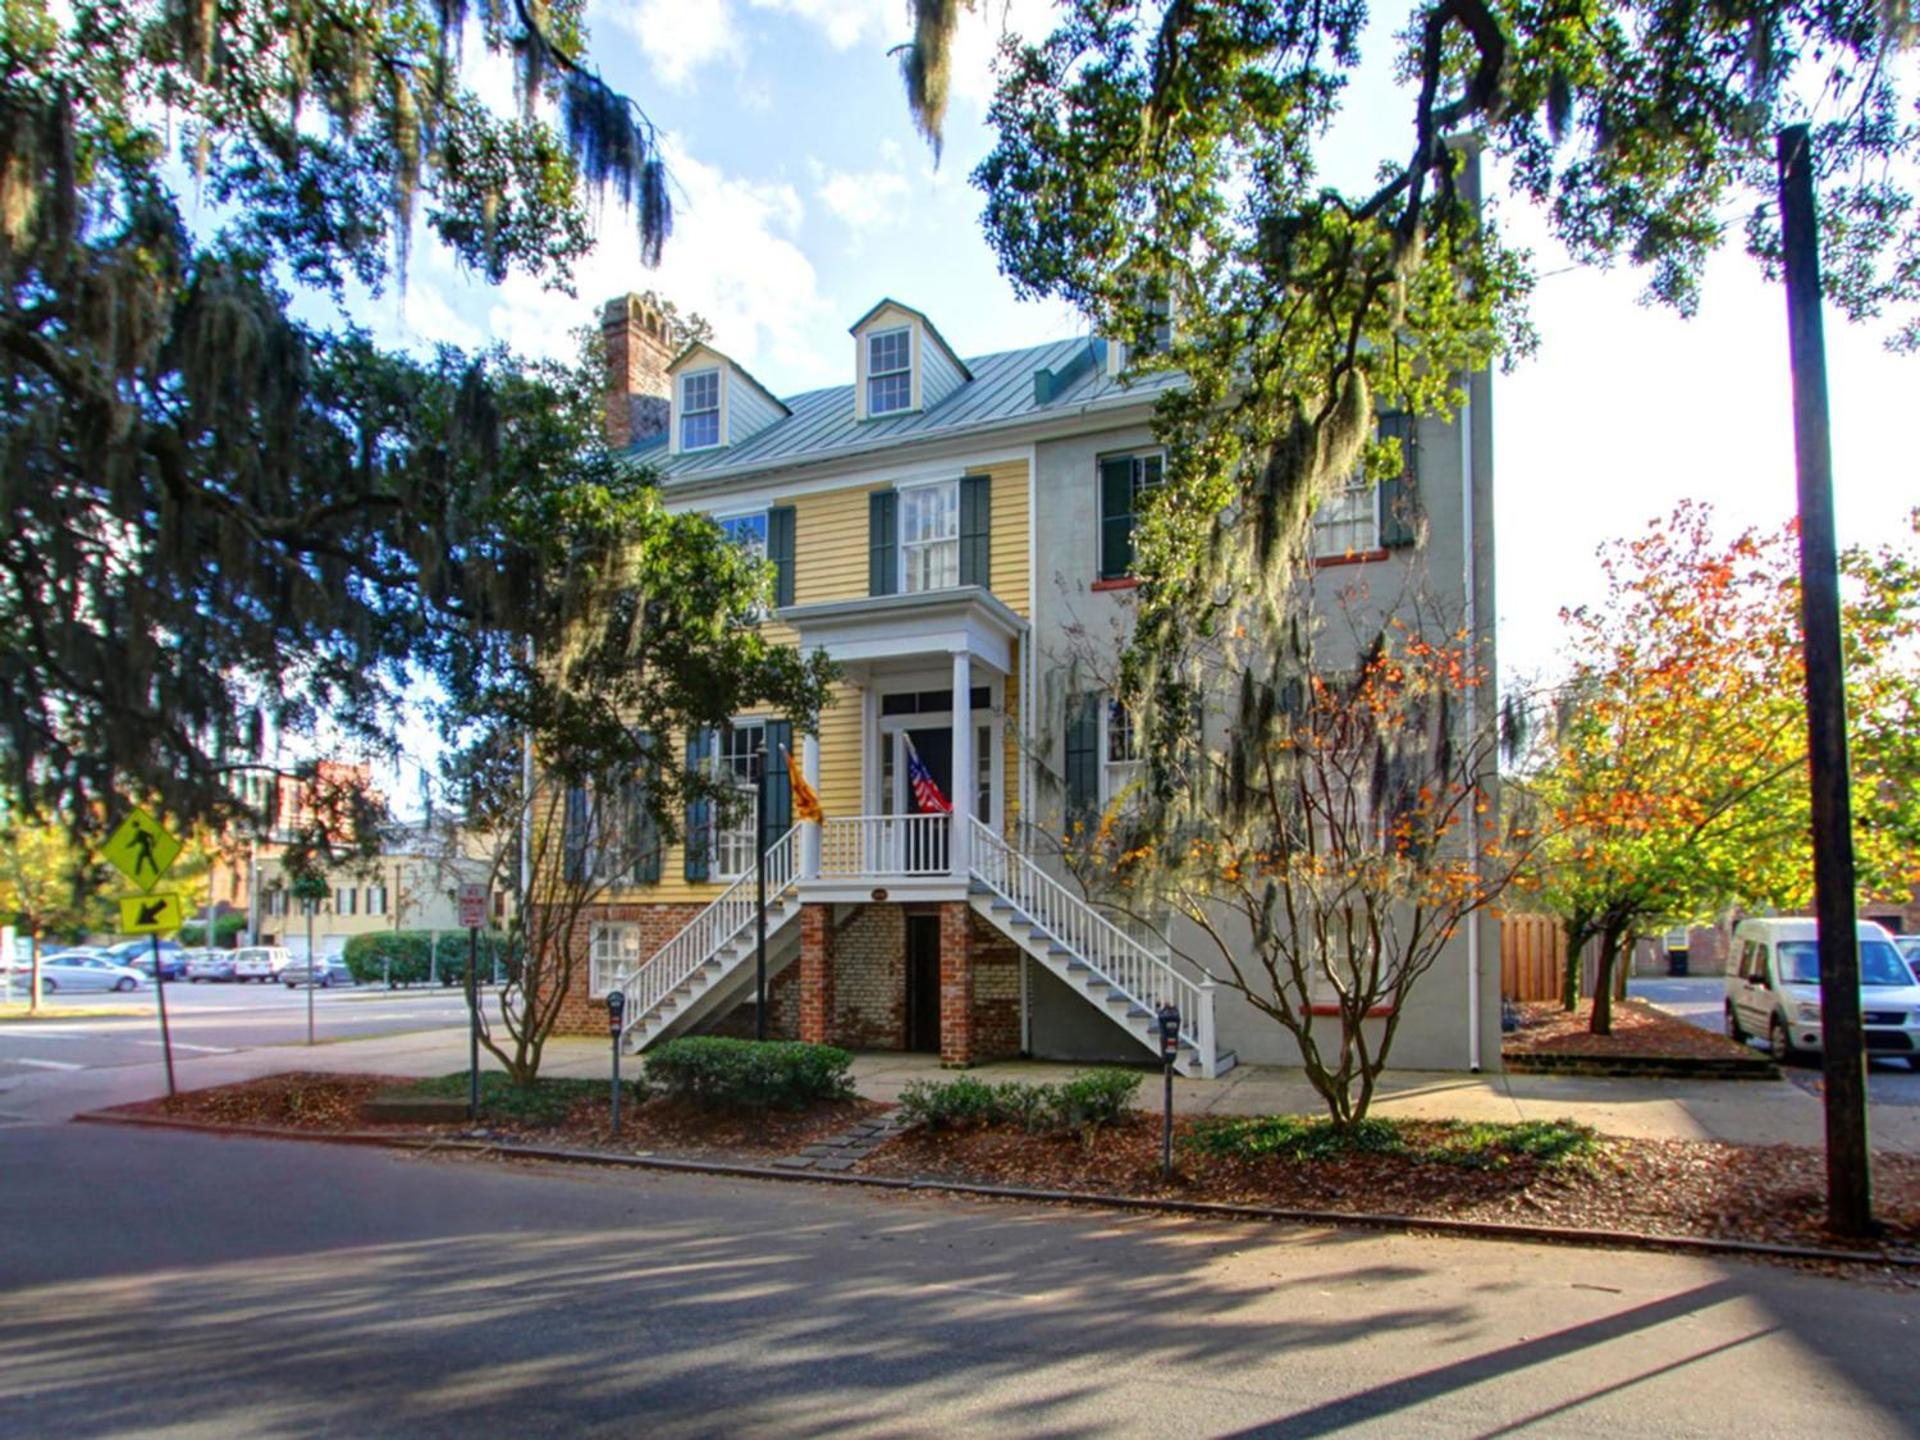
[[6, 1025, 1914, 1154]]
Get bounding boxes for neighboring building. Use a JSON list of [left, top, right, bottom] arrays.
[[557, 287, 1497, 1076]]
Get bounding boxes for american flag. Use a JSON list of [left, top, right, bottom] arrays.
[[903, 735, 952, 815]]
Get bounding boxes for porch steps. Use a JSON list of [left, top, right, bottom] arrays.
[[968, 879, 1235, 1079], [620, 899, 803, 1054]]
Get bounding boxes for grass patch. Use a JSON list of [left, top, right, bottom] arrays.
[[1185, 1114, 1599, 1169], [406, 1073, 618, 1128]]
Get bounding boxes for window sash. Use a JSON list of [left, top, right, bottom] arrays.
[[590, 921, 643, 998], [711, 722, 765, 881], [868, 327, 912, 414], [900, 481, 959, 593], [1311, 478, 1380, 558], [681, 369, 721, 449], [1101, 698, 1141, 808], [1099, 453, 1164, 580]]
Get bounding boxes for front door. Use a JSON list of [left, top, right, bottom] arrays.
[[905, 913, 941, 1053]]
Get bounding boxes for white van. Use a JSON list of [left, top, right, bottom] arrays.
[[231, 946, 293, 983], [1724, 918, 1920, 1064]]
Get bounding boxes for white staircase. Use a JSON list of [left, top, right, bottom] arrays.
[[967, 819, 1232, 1078], [616, 827, 802, 1053]]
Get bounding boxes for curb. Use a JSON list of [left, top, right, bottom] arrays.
[[73, 1109, 1920, 1272], [1502, 1054, 1780, 1080]]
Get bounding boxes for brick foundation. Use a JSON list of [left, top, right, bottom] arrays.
[[550, 902, 704, 1035], [704, 961, 800, 1040], [969, 913, 1024, 1061], [798, 904, 836, 1044], [833, 905, 907, 1049]]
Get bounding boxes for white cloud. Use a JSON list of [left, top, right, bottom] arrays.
[[815, 163, 912, 231], [480, 137, 834, 389], [748, 0, 893, 51], [602, 0, 745, 90]]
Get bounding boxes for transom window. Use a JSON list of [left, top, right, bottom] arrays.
[[868, 327, 913, 415], [900, 480, 958, 593], [590, 922, 642, 998], [1310, 474, 1379, 559], [680, 368, 721, 450]]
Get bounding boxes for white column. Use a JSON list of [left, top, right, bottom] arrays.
[[801, 730, 822, 879], [950, 650, 972, 877]]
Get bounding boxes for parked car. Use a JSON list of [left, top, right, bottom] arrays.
[[280, 955, 351, 989], [1725, 918, 1920, 1064], [184, 949, 237, 983], [6, 951, 146, 994], [231, 946, 293, 983], [105, 939, 188, 981], [1894, 935, 1920, 984]]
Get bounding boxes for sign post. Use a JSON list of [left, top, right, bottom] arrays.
[[104, 809, 184, 1097], [288, 872, 331, 1048], [458, 883, 489, 1122]]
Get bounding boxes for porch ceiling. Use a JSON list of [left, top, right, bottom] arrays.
[[777, 585, 1028, 676]]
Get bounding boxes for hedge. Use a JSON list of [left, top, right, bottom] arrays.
[[177, 914, 248, 947], [644, 1037, 854, 1110], [342, 930, 513, 987], [897, 1068, 1142, 1141]]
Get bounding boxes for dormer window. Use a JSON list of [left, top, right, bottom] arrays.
[[680, 368, 721, 450], [867, 328, 913, 415]]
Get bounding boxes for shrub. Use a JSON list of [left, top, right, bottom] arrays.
[[1184, 1115, 1599, 1168], [342, 930, 511, 986], [1186, 1115, 1406, 1162], [898, 1068, 1143, 1141], [645, 1038, 854, 1110]]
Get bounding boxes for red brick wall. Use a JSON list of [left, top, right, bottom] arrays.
[[702, 961, 800, 1040], [969, 913, 1023, 1061], [549, 902, 704, 1035], [799, 904, 836, 1044], [939, 902, 973, 1065], [834, 904, 907, 1049]]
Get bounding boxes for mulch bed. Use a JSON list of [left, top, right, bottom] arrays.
[[108, 1072, 888, 1162], [1504, 999, 1756, 1062], [855, 1115, 1920, 1268]]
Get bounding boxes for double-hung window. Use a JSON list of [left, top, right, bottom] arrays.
[[867, 327, 913, 415], [1101, 698, 1141, 808], [900, 481, 959, 593], [335, 885, 357, 916], [680, 368, 721, 450], [1310, 472, 1380, 559], [1098, 453, 1164, 581], [589, 921, 642, 998], [711, 721, 765, 881], [718, 510, 770, 618], [366, 883, 388, 917]]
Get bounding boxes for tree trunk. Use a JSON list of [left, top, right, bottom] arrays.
[[1560, 921, 1586, 1012], [1589, 922, 1628, 1035]]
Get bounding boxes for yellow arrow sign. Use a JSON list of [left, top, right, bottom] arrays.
[[102, 808, 183, 892], [119, 892, 185, 935]]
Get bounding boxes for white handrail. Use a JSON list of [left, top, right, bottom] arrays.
[[819, 814, 951, 877], [968, 817, 1215, 1073], [616, 826, 799, 1035]]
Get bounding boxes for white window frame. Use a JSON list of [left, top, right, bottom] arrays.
[[589, 921, 643, 999], [335, 885, 357, 916], [1310, 473, 1380, 559], [709, 720, 767, 882], [680, 368, 722, 451], [867, 326, 913, 415], [715, 508, 771, 619], [898, 477, 959, 594], [1100, 697, 1141, 809], [366, 883, 388, 917]]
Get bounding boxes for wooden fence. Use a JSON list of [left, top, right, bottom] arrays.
[[1499, 914, 1624, 1004]]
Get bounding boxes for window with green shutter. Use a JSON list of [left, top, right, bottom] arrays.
[[869, 490, 898, 596], [1097, 453, 1164, 581], [958, 474, 991, 587], [1376, 413, 1419, 548], [1064, 694, 1102, 828], [768, 505, 796, 607], [684, 729, 714, 882]]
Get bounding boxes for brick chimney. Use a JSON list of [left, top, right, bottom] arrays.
[[601, 293, 677, 449]]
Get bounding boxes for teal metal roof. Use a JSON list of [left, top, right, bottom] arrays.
[[632, 336, 1182, 485]]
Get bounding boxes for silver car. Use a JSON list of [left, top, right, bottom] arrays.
[[184, 949, 237, 982], [8, 952, 146, 994], [280, 956, 349, 989]]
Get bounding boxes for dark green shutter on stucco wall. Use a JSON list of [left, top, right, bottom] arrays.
[[768, 505, 796, 607], [562, 784, 589, 884], [1064, 695, 1101, 827], [868, 490, 898, 595], [959, 474, 991, 587], [684, 729, 713, 882], [1098, 457, 1136, 580], [1377, 413, 1419, 548]]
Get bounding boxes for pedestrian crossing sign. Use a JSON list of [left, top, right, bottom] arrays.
[[119, 892, 185, 935], [102, 808, 183, 892]]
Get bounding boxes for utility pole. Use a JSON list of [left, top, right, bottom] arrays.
[[1777, 124, 1872, 1238]]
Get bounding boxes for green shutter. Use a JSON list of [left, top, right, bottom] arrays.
[[1064, 695, 1101, 829], [959, 474, 992, 588], [1098, 457, 1137, 580], [628, 734, 662, 885], [562, 785, 589, 884], [1378, 413, 1420, 548], [869, 490, 898, 595], [762, 720, 793, 839], [768, 505, 796, 608], [684, 729, 713, 883]]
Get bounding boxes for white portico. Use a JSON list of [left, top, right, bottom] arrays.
[[778, 586, 1026, 900]]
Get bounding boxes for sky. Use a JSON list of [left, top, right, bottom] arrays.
[[338, 1, 1917, 804]]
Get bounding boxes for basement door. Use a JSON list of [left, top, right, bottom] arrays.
[[905, 913, 941, 1054]]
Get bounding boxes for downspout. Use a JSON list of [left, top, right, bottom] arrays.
[[1453, 134, 1487, 1074]]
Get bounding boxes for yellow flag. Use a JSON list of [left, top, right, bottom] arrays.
[[784, 745, 824, 823]]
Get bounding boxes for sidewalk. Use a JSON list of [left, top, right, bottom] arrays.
[[7, 1029, 1913, 1154]]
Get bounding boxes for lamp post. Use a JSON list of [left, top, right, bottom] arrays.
[[754, 741, 769, 1041]]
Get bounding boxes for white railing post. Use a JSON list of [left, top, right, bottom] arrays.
[[949, 651, 972, 878], [1196, 977, 1217, 1078], [800, 732, 821, 881]]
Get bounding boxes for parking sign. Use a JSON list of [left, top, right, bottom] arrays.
[[457, 883, 490, 929]]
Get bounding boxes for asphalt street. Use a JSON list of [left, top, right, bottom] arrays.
[[0, 1122, 1913, 1439], [0, 982, 482, 1081], [1630, 977, 1920, 1111]]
